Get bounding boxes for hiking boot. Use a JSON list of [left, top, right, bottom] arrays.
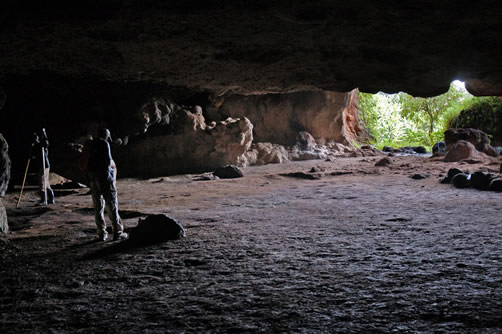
[[113, 232, 128, 241]]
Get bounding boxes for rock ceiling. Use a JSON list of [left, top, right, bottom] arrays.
[[1, 0, 502, 97]]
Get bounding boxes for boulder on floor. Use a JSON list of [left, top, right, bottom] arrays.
[[470, 171, 497, 190], [213, 165, 244, 179], [452, 173, 471, 188], [129, 214, 185, 244], [375, 157, 392, 166], [444, 140, 479, 162], [432, 141, 447, 154], [444, 128, 490, 151], [489, 178, 502, 192]]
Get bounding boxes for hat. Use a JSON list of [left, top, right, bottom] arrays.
[[98, 128, 112, 142]]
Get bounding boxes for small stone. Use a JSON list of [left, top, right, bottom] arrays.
[[410, 173, 427, 180]]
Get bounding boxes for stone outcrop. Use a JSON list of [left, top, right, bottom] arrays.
[[114, 107, 253, 177]]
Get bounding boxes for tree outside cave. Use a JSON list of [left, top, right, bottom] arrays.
[[357, 80, 474, 150]]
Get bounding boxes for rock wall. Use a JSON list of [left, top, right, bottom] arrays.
[[113, 107, 253, 177], [0, 133, 10, 234], [208, 90, 367, 146]]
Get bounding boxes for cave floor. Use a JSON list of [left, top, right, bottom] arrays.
[[1, 155, 501, 333]]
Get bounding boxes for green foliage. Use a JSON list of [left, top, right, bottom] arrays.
[[358, 81, 474, 150], [449, 96, 502, 140]]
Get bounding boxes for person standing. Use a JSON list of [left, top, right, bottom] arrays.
[[31, 128, 54, 205], [82, 128, 127, 241]]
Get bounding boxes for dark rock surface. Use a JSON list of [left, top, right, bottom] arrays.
[[213, 165, 244, 179]]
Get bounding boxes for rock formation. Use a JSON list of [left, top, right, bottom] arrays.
[[0, 133, 10, 234], [113, 106, 253, 177]]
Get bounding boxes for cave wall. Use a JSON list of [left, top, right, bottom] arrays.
[[208, 90, 368, 146]]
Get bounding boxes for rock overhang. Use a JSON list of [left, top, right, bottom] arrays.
[[1, 0, 502, 97]]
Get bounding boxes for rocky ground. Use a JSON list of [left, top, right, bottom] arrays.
[[0, 155, 501, 333]]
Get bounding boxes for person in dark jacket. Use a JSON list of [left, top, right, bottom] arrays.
[[31, 128, 54, 205], [82, 128, 127, 241]]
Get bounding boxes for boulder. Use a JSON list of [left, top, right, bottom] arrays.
[[296, 131, 316, 150], [470, 171, 497, 190], [432, 141, 446, 154], [444, 140, 479, 162], [478, 143, 499, 157], [243, 142, 289, 166], [129, 214, 185, 244], [444, 128, 490, 151], [375, 157, 392, 167], [0, 133, 10, 197], [382, 146, 394, 152], [452, 173, 471, 188], [489, 178, 502, 192], [213, 165, 244, 179], [412, 146, 428, 154], [440, 168, 466, 184]]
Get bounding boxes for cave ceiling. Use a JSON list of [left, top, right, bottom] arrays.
[[1, 0, 502, 97]]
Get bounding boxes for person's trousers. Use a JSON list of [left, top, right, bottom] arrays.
[[38, 168, 54, 204], [88, 176, 124, 237]]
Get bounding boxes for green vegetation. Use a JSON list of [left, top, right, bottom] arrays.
[[449, 96, 502, 145], [358, 81, 475, 150]]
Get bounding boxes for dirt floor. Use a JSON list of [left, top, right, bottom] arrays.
[[1, 155, 501, 333]]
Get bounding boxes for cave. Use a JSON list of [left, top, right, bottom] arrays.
[[1, 1, 502, 332]]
